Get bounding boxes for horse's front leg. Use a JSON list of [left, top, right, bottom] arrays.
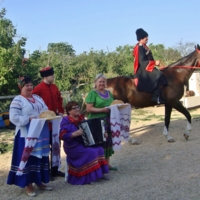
[[173, 101, 192, 141], [163, 104, 175, 142]]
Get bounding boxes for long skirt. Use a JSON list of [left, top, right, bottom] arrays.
[[65, 143, 109, 185], [7, 130, 50, 188]]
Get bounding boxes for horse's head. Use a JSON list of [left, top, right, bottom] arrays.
[[178, 44, 200, 69], [168, 44, 200, 69], [194, 44, 200, 68], [164, 44, 200, 85], [195, 44, 200, 51]]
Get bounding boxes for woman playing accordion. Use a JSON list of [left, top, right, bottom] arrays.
[[59, 101, 109, 185]]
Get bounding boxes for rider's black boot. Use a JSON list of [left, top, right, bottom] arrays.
[[151, 88, 165, 104], [151, 94, 160, 104]]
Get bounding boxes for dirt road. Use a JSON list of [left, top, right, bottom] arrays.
[[0, 106, 200, 200]]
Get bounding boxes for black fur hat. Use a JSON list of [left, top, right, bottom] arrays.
[[136, 28, 148, 41], [40, 66, 54, 77]]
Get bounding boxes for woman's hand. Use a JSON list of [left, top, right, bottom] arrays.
[[86, 103, 110, 114], [58, 113, 63, 117], [155, 60, 160, 66], [72, 128, 83, 138], [102, 107, 110, 113], [29, 116, 37, 121]]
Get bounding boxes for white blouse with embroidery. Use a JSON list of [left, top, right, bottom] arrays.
[[9, 94, 48, 137]]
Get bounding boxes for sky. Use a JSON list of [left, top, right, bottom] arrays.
[[1, 0, 200, 55]]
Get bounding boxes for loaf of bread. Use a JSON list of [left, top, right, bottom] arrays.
[[39, 110, 56, 118], [111, 100, 124, 105]]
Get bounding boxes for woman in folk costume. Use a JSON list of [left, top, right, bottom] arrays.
[[85, 73, 117, 171], [60, 101, 109, 185], [7, 76, 53, 197], [133, 28, 168, 104]]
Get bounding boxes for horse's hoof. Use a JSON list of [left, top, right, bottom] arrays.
[[183, 134, 189, 141], [129, 138, 140, 145], [168, 139, 175, 143]]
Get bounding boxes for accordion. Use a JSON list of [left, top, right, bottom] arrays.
[[79, 118, 106, 147]]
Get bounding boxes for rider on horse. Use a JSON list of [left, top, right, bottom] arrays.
[[133, 28, 168, 104]]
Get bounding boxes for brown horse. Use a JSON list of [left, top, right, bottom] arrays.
[[106, 44, 200, 142]]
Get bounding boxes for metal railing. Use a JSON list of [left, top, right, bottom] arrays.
[[0, 91, 71, 100]]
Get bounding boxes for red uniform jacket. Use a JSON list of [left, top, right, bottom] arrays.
[[33, 81, 64, 114]]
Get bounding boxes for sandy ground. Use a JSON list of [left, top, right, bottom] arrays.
[[0, 106, 200, 200]]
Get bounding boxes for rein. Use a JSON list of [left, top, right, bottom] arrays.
[[160, 66, 200, 70], [159, 59, 200, 70]]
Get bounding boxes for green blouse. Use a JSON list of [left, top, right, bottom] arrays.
[[85, 89, 114, 119]]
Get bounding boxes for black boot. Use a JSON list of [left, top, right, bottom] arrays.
[[158, 95, 165, 104], [151, 96, 160, 104], [151, 88, 165, 104], [151, 89, 160, 104]]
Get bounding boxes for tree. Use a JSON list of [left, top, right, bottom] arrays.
[[108, 45, 133, 76], [149, 43, 181, 66], [174, 41, 196, 57], [25, 50, 46, 85], [47, 42, 75, 56], [46, 42, 76, 91], [0, 8, 27, 95]]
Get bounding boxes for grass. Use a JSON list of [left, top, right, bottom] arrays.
[[131, 108, 164, 122], [131, 107, 200, 123], [0, 128, 14, 154]]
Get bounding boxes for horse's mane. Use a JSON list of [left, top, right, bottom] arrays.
[[108, 75, 132, 79], [167, 51, 194, 68]]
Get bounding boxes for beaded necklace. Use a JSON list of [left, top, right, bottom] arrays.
[[95, 90, 110, 99], [21, 94, 36, 103]]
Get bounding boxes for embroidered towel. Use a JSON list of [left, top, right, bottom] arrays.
[[108, 104, 131, 150], [16, 117, 62, 175], [51, 117, 62, 167], [16, 119, 46, 175]]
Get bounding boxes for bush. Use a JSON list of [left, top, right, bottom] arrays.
[[0, 99, 12, 112]]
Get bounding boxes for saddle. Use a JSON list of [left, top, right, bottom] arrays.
[[130, 75, 165, 104], [130, 74, 137, 79]]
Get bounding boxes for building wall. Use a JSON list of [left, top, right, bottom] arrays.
[[188, 72, 200, 96]]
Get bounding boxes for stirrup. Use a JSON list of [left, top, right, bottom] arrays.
[[157, 97, 160, 104]]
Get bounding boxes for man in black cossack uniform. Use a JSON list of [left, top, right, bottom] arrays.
[[133, 28, 168, 104]]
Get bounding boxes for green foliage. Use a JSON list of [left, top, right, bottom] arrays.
[[0, 99, 11, 111], [66, 49, 109, 93], [108, 45, 133, 76], [0, 7, 195, 97], [0, 8, 27, 95], [42, 42, 76, 91], [149, 43, 181, 66], [0, 128, 14, 154], [48, 42, 75, 56], [0, 8, 16, 48]]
